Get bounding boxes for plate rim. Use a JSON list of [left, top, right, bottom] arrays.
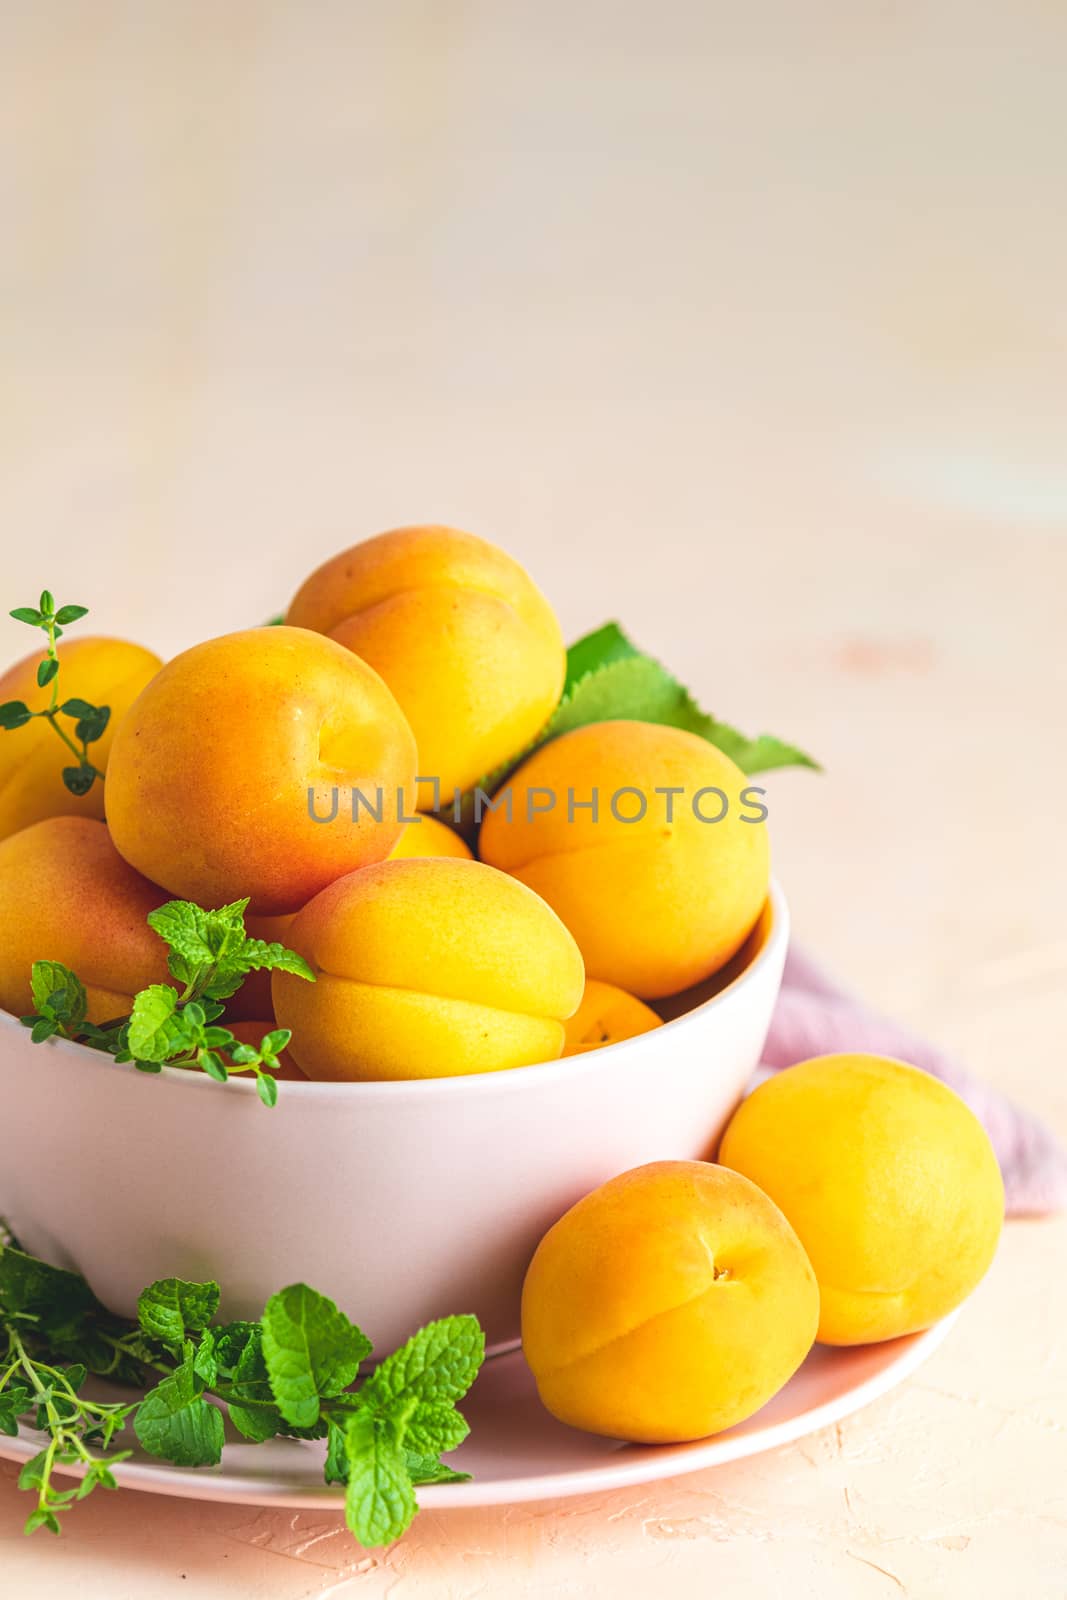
[[0, 1312, 957, 1512]]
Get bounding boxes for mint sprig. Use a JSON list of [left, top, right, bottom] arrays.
[[0, 1241, 485, 1548], [0, 593, 108, 796], [19, 896, 314, 1106]]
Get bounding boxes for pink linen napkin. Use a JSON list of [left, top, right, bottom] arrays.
[[762, 947, 1067, 1216]]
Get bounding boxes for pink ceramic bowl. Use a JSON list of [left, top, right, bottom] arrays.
[[0, 881, 787, 1354]]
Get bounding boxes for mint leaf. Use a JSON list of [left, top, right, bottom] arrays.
[[147, 897, 313, 999], [147, 901, 216, 975], [211, 1320, 259, 1374], [126, 985, 189, 1062], [137, 1278, 220, 1347], [53, 605, 88, 626], [220, 1323, 327, 1443], [193, 1328, 218, 1386], [9, 607, 43, 627], [0, 1246, 98, 1320], [28, 960, 87, 1033], [324, 1417, 349, 1485], [344, 1410, 416, 1547], [359, 1315, 484, 1415], [236, 941, 314, 983], [225, 1325, 288, 1441], [261, 1285, 372, 1429], [401, 1400, 469, 1456], [133, 1364, 224, 1467], [405, 1451, 471, 1485]]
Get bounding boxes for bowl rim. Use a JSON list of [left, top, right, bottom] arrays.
[[0, 879, 788, 1104]]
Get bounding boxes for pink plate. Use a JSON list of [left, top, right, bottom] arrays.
[[0, 1315, 957, 1510]]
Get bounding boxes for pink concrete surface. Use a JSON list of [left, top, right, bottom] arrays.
[[1, 3, 1065, 1594]]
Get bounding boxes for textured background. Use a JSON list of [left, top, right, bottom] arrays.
[[1, 2, 1065, 1594]]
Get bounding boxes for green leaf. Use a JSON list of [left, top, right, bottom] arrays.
[[146, 901, 215, 971], [39, 590, 55, 617], [359, 1315, 484, 1417], [211, 1320, 260, 1375], [37, 657, 59, 688], [200, 900, 252, 957], [133, 1364, 224, 1467], [260, 1028, 292, 1057], [61, 765, 96, 796], [198, 1049, 228, 1083], [227, 1043, 259, 1067], [0, 700, 33, 730], [236, 940, 315, 983], [54, 605, 88, 626], [324, 1417, 349, 1485], [461, 623, 819, 825], [0, 1386, 33, 1435], [694, 723, 822, 776], [221, 1324, 288, 1442], [261, 1285, 372, 1430], [399, 1400, 469, 1456], [562, 620, 639, 691], [59, 697, 96, 718], [9, 607, 43, 627], [404, 1451, 471, 1485], [137, 1277, 220, 1346], [75, 706, 110, 745], [0, 1246, 98, 1320], [201, 1026, 235, 1049], [547, 652, 822, 775], [256, 1072, 279, 1108], [344, 1410, 417, 1547], [24, 1506, 62, 1535], [193, 1329, 218, 1386], [126, 985, 189, 1062], [30, 960, 88, 1031], [552, 627, 820, 774], [16, 1449, 50, 1491]]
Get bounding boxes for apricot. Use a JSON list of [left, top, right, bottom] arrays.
[[522, 1161, 818, 1442], [0, 817, 169, 1023], [390, 814, 473, 861], [106, 627, 416, 914], [0, 636, 161, 840], [272, 857, 584, 1081], [228, 819, 472, 1023], [479, 720, 770, 999], [719, 1054, 1005, 1344], [286, 527, 565, 798], [562, 979, 662, 1055]]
